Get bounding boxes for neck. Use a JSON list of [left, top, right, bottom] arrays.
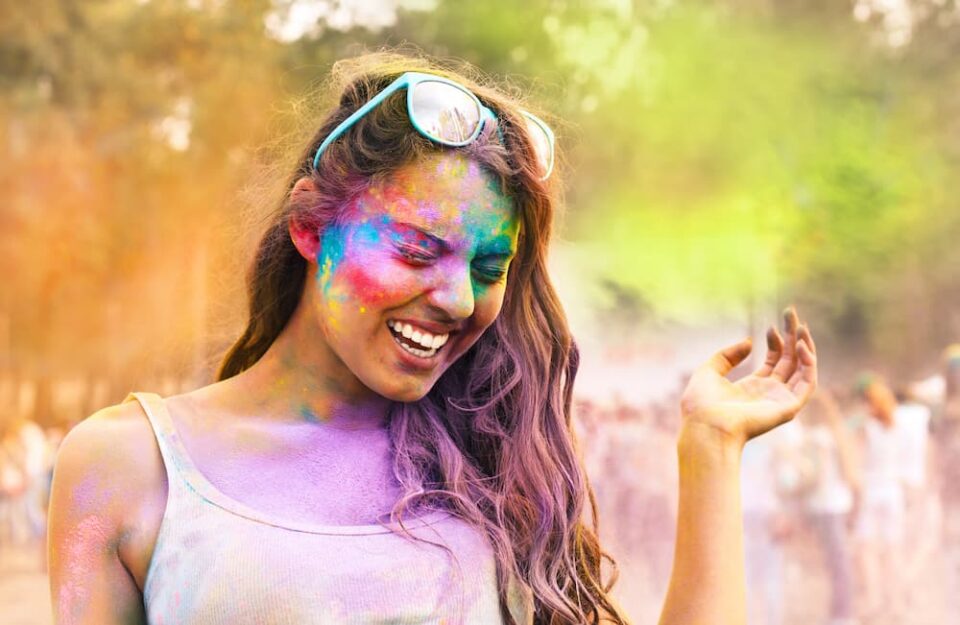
[[234, 300, 392, 430]]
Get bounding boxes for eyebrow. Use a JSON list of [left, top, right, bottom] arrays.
[[392, 221, 447, 249], [392, 221, 516, 257]]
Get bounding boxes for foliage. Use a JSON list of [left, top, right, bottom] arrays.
[[2, 0, 959, 418]]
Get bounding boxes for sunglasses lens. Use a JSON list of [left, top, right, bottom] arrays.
[[411, 80, 481, 144], [523, 114, 554, 180]]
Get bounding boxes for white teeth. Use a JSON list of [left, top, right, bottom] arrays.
[[394, 337, 438, 359], [387, 320, 450, 352]]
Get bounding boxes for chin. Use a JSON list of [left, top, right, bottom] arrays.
[[372, 377, 436, 404]]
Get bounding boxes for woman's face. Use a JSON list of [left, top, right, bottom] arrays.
[[311, 152, 519, 402]]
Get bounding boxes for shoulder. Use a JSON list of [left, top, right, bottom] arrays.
[[57, 400, 160, 477], [51, 399, 166, 527], [48, 399, 170, 605]]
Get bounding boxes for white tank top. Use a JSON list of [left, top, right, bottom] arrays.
[[126, 392, 532, 624]]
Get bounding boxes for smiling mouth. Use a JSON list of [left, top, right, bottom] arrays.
[[386, 319, 451, 360]]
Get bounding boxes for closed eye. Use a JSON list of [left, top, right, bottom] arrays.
[[472, 264, 508, 284], [396, 244, 437, 264]]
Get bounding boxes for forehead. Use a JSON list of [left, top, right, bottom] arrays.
[[348, 153, 517, 241]]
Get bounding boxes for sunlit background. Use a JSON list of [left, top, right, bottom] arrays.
[[2, 1, 959, 623]]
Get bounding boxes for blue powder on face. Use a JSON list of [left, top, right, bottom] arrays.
[[318, 218, 388, 273], [299, 405, 321, 424], [317, 223, 347, 297], [317, 220, 385, 299]]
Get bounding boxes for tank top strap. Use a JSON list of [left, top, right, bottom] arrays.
[[123, 392, 190, 482]]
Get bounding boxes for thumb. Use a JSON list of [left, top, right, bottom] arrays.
[[704, 338, 753, 377]]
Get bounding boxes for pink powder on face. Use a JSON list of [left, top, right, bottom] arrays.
[[309, 153, 519, 402], [334, 255, 393, 307]]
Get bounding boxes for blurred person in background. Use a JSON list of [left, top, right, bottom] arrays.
[[45, 52, 818, 625], [891, 385, 936, 612], [852, 375, 909, 622], [800, 389, 860, 625], [933, 344, 960, 618], [0, 421, 25, 554], [605, 396, 647, 557], [0, 418, 33, 553], [16, 416, 53, 572], [17, 418, 50, 540], [570, 397, 612, 543], [639, 396, 680, 598], [612, 397, 676, 606], [740, 405, 804, 625]]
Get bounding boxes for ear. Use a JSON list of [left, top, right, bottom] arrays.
[[288, 176, 322, 262]]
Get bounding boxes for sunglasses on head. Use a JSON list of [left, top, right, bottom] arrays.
[[312, 71, 555, 181]]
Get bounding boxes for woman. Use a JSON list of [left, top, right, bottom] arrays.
[[47, 53, 817, 624], [853, 376, 906, 621], [932, 345, 960, 619], [801, 390, 859, 625]]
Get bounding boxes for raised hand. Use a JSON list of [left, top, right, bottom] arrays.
[[679, 307, 817, 448]]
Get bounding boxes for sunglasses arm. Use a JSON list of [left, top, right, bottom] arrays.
[[312, 76, 412, 170]]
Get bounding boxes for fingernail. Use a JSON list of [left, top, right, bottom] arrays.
[[783, 306, 797, 329]]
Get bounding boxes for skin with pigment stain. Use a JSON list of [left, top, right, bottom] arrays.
[[317, 155, 516, 316], [49, 421, 154, 625], [46, 151, 526, 623], [307, 151, 520, 403], [99, 153, 519, 530]]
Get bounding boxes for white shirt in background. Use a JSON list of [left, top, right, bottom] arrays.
[[803, 424, 853, 515], [895, 402, 931, 489]]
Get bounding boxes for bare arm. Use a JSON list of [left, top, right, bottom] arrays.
[[659, 308, 817, 625], [48, 407, 153, 625], [658, 427, 747, 623], [817, 390, 862, 493]]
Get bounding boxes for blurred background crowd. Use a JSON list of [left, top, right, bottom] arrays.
[[4, 0, 960, 624], [572, 346, 960, 625], [6, 349, 960, 625]]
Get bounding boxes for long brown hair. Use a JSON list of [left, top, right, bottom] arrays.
[[219, 52, 627, 625]]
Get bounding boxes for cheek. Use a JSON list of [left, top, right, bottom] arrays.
[[470, 282, 509, 329], [322, 250, 423, 316], [333, 259, 393, 309], [317, 224, 403, 317]]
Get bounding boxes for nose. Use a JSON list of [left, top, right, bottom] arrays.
[[426, 261, 475, 321]]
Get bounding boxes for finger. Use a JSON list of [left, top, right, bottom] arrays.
[[772, 306, 800, 382], [703, 337, 753, 377], [788, 339, 818, 403], [755, 325, 783, 377], [798, 322, 816, 356], [787, 332, 816, 384], [791, 326, 815, 378]]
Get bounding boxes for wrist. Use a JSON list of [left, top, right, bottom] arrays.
[[677, 422, 745, 463]]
